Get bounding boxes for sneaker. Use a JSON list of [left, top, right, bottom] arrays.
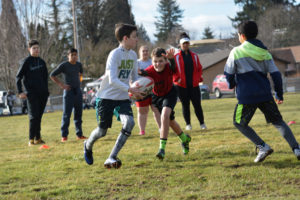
[[185, 124, 192, 131], [156, 149, 165, 160], [181, 134, 192, 155], [104, 157, 122, 169], [77, 135, 87, 140], [139, 130, 145, 135], [61, 137, 68, 142], [254, 143, 273, 163], [83, 140, 93, 165], [294, 146, 300, 160], [34, 138, 45, 144], [200, 123, 207, 130], [28, 139, 34, 146]]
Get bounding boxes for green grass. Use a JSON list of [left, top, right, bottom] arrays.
[[1, 93, 300, 200]]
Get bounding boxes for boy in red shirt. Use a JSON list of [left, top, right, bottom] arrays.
[[139, 47, 191, 160]]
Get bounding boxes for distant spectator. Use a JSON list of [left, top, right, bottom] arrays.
[[83, 93, 90, 110], [6, 90, 15, 116], [22, 99, 28, 114]]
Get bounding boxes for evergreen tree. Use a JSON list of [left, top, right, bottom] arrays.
[[230, 0, 296, 27], [137, 24, 150, 43], [202, 26, 214, 39], [154, 0, 183, 43]]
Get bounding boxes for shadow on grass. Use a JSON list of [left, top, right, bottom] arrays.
[[224, 159, 300, 169]]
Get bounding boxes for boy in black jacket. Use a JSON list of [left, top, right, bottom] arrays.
[[16, 40, 49, 146]]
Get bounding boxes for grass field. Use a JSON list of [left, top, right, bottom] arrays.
[[0, 93, 300, 200]]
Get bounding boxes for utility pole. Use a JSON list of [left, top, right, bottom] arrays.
[[72, 0, 80, 61]]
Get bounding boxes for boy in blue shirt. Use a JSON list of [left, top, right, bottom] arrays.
[[224, 21, 300, 162]]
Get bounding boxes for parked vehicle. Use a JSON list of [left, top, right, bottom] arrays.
[[0, 91, 7, 108], [199, 84, 210, 99], [212, 74, 235, 98]]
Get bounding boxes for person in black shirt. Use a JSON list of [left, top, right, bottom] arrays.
[[16, 40, 49, 146]]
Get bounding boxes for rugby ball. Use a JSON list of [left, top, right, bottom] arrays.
[[129, 77, 154, 100]]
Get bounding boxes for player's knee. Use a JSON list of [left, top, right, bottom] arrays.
[[233, 121, 246, 128], [92, 127, 107, 138], [121, 115, 135, 134]]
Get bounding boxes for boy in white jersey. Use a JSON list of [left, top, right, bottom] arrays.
[[84, 23, 143, 168]]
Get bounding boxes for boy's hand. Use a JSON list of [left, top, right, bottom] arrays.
[[162, 48, 175, 60], [60, 84, 71, 90], [19, 93, 27, 99], [275, 99, 283, 104], [128, 86, 144, 100], [137, 68, 141, 75]]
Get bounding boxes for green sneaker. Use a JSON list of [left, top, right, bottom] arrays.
[[156, 149, 165, 160], [181, 134, 191, 155]]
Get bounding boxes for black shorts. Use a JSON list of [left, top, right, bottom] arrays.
[[96, 98, 133, 129], [152, 86, 177, 120], [233, 99, 282, 126]]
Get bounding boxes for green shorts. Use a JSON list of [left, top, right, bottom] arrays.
[[96, 98, 133, 129]]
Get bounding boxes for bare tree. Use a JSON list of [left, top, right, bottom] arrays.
[[14, 0, 46, 41], [257, 5, 300, 48], [0, 0, 26, 91]]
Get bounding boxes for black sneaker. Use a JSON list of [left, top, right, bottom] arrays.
[[84, 140, 93, 165], [156, 149, 165, 160], [181, 134, 191, 155]]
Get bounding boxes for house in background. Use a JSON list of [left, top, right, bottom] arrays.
[[271, 46, 300, 77], [196, 49, 290, 92]]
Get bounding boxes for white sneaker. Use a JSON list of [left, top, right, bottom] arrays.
[[104, 157, 122, 169], [200, 123, 207, 130], [294, 146, 300, 160], [185, 124, 192, 131], [254, 143, 273, 163]]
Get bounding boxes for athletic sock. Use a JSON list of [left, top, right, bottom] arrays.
[[178, 132, 188, 143], [159, 138, 167, 150], [109, 132, 129, 159]]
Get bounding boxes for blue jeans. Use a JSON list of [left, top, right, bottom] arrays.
[[61, 88, 83, 137]]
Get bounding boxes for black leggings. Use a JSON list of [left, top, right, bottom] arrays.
[[176, 86, 204, 125]]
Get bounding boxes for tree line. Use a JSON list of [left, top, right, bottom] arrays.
[[0, 0, 299, 93]]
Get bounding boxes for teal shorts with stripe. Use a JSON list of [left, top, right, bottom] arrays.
[[95, 98, 133, 129], [233, 99, 282, 126]]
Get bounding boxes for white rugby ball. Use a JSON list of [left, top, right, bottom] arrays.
[[129, 77, 154, 100]]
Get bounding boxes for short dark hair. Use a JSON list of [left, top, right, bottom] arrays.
[[151, 47, 166, 58], [238, 21, 258, 39], [115, 23, 137, 42], [179, 32, 190, 39], [28, 39, 39, 48], [68, 48, 78, 54]]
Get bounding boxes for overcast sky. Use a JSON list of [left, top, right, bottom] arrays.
[[131, 0, 300, 42]]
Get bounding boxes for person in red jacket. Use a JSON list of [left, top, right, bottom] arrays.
[[173, 32, 206, 130]]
